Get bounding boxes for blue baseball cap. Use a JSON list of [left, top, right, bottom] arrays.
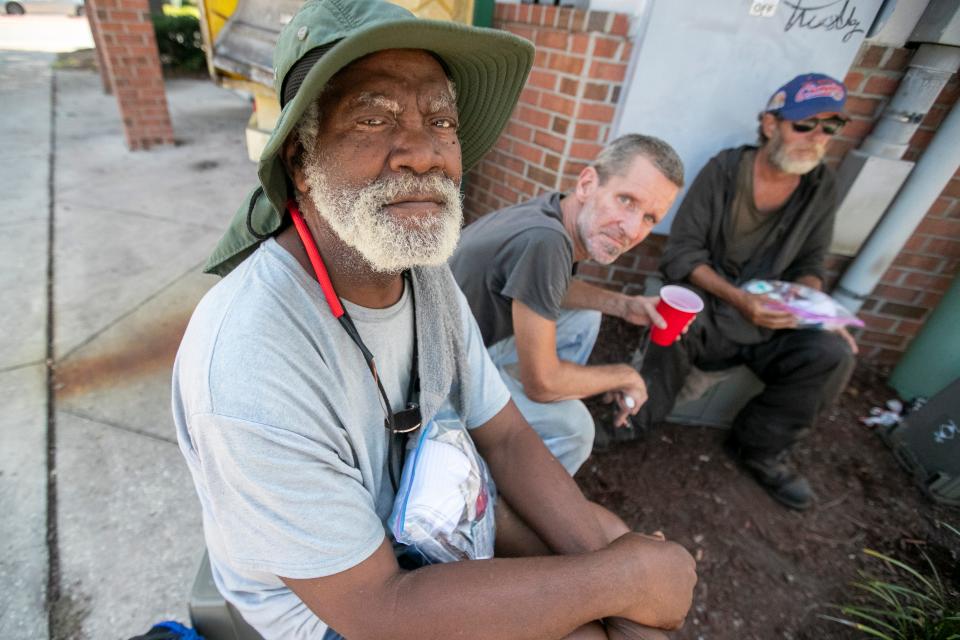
[[764, 73, 847, 120]]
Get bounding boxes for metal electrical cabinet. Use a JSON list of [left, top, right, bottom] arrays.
[[883, 378, 960, 506]]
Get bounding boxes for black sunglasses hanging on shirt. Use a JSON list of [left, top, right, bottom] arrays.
[[288, 201, 421, 490]]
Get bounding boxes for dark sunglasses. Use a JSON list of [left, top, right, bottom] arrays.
[[782, 115, 848, 136]]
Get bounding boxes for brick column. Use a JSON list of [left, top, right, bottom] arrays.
[[463, 3, 642, 291], [464, 3, 632, 223], [85, 3, 113, 94], [87, 0, 174, 149]]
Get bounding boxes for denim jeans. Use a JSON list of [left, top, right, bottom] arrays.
[[487, 309, 602, 475]]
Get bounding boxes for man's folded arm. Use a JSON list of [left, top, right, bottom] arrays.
[[562, 278, 628, 315], [281, 400, 696, 639], [281, 536, 642, 640], [511, 299, 641, 403], [472, 400, 611, 554]]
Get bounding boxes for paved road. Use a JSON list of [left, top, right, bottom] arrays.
[[0, 48, 54, 640], [0, 14, 93, 52], [0, 22, 257, 636]]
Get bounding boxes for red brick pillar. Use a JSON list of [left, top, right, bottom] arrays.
[[86, 0, 174, 150], [85, 2, 113, 94], [464, 3, 633, 223], [463, 3, 637, 289]]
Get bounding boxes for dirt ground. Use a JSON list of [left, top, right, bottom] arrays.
[[576, 316, 959, 640]]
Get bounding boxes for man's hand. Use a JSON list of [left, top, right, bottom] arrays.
[[606, 617, 671, 640], [832, 326, 859, 355], [604, 533, 697, 630], [619, 295, 667, 329], [603, 372, 648, 428], [735, 293, 798, 330]]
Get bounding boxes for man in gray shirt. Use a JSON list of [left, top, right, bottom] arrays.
[[451, 135, 685, 474], [174, 1, 696, 638]]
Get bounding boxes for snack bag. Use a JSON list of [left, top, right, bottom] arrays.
[[389, 407, 496, 564], [743, 280, 865, 330]]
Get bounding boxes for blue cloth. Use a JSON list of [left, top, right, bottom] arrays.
[[487, 308, 602, 474], [151, 621, 204, 639], [765, 73, 846, 120]]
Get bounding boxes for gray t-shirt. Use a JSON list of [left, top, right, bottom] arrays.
[[450, 192, 575, 346], [172, 238, 510, 640]]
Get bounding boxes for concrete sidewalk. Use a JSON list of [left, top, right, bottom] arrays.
[[1, 51, 256, 639]]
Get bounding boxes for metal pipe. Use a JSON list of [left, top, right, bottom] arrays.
[[834, 96, 960, 313], [859, 44, 960, 159]]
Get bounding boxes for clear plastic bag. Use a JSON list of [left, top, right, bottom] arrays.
[[742, 279, 865, 330], [389, 408, 496, 564]]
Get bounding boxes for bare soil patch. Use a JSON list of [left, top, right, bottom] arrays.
[[577, 316, 959, 639]]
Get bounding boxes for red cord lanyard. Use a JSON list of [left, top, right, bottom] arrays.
[[288, 201, 421, 436]]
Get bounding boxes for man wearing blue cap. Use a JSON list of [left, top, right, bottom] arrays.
[[631, 73, 858, 511], [173, 0, 696, 638]]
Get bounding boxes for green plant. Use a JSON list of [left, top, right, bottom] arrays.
[[823, 523, 960, 640], [151, 13, 205, 72]]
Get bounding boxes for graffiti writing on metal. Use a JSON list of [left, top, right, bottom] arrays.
[[933, 419, 958, 445], [783, 0, 865, 43]]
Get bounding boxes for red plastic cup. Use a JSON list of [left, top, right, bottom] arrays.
[[650, 285, 704, 346]]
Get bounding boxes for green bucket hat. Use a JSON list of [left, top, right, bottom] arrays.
[[204, 0, 534, 276]]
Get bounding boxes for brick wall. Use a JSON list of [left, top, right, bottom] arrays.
[[86, 0, 174, 150], [463, 7, 960, 366], [463, 2, 631, 225]]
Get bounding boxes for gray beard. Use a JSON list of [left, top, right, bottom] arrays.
[[302, 160, 463, 274], [767, 133, 823, 175]]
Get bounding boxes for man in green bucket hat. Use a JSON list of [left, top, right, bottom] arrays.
[[173, 1, 696, 638]]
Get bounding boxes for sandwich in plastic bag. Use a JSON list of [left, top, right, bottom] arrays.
[[389, 407, 496, 564], [742, 280, 864, 330]]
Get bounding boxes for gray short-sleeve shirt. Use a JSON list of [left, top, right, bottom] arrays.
[[172, 239, 510, 640], [450, 192, 574, 346]]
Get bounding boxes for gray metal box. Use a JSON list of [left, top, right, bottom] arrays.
[[911, 0, 960, 46], [190, 551, 265, 640], [883, 377, 960, 506], [830, 150, 914, 257], [666, 366, 765, 429], [867, 0, 931, 48]]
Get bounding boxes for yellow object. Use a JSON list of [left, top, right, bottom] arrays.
[[198, 0, 475, 161], [161, 4, 201, 18], [393, 0, 475, 24], [201, 0, 238, 44], [199, 0, 471, 57]]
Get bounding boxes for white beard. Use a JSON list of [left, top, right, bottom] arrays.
[[768, 132, 824, 175], [303, 160, 463, 274]]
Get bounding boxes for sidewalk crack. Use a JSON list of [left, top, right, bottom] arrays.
[[59, 408, 178, 445], [46, 68, 60, 638], [57, 259, 205, 363], [0, 360, 46, 375]]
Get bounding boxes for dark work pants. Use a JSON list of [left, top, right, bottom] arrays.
[[636, 324, 855, 457]]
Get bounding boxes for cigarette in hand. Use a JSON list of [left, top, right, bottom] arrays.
[[624, 395, 636, 409]]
